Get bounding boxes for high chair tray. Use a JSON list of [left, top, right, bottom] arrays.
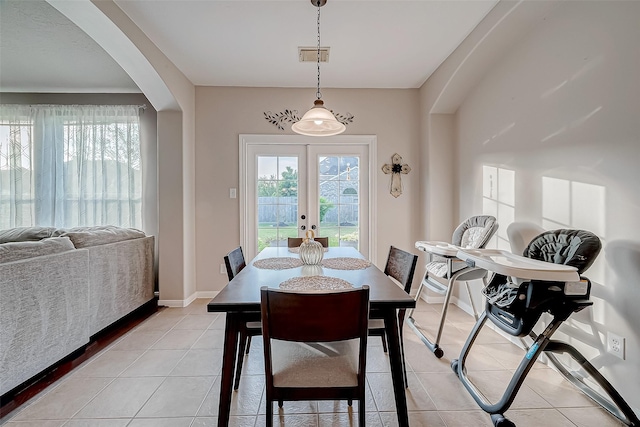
[[456, 249, 580, 282], [415, 240, 461, 257]]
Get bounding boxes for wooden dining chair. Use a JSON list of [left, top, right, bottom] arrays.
[[287, 236, 329, 247], [224, 246, 246, 281], [260, 285, 370, 427], [368, 246, 418, 387], [224, 246, 261, 390]]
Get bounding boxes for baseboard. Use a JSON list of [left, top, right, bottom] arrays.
[[196, 291, 218, 299], [158, 291, 218, 307]]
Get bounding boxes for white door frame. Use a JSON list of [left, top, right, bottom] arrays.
[[239, 134, 377, 261]]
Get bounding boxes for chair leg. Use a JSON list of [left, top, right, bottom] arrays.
[[398, 310, 408, 388], [358, 398, 365, 427], [245, 335, 252, 354], [380, 333, 388, 353], [278, 400, 283, 408], [266, 400, 273, 427], [348, 398, 353, 406], [234, 330, 248, 390]]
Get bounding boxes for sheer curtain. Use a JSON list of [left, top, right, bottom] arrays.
[[0, 104, 142, 230]]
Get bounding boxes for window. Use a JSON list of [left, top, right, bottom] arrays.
[[0, 104, 143, 230]]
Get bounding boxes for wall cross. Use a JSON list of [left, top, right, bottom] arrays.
[[382, 153, 411, 198]]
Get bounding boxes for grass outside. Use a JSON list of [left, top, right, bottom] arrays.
[[257, 225, 358, 252]]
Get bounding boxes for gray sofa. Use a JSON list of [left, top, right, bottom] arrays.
[[0, 226, 155, 396]]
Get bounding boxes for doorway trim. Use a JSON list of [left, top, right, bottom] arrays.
[[239, 134, 377, 260]]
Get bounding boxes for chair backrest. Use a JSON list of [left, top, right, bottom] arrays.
[[287, 237, 303, 247], [384, 246, 418, 294], [314, 237, 329, 248], [224, 246, 246, 281], [261, 286, 370, 342], [524, 229, 601, 274], [507, 221, 545, 255], [452, 215, 498, 249], [288, 236, 329, 248]]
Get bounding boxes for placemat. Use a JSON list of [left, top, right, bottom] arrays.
[[321, 257, 372, 270], [253, 257, 303, 270], [279, 276, 354, 291]]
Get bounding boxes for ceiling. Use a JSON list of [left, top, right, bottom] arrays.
[[0, 0, 498, 93]]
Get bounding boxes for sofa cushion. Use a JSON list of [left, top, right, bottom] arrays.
[[0, 236, 76, 264], [59, 226, 146, 248], [0, 226, 58, 244]]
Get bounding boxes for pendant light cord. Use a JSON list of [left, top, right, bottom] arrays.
[[316, 1, 322, 100]]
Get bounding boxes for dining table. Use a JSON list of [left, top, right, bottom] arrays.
[[207, 246, 416, 427]]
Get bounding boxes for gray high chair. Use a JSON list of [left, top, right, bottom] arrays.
[[407, 215, 498, 358], [451, 229, 639, 427]]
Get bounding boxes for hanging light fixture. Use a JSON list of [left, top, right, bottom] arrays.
[[292, 0, 346, 137]]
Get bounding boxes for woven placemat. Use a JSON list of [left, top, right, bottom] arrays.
[[288, 247, 329, 254], [279, 276, 354, 291], [253, 257, 303, 270], [321, 257, 371, 270]]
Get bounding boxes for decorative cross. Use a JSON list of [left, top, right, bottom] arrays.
[[382, 153, 411, 198]]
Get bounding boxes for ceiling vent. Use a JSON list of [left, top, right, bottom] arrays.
[[298, 47, 330, 62]]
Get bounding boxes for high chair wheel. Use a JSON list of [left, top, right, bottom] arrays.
[[434, 347, 444, 358], [450, 359, 459, 374]]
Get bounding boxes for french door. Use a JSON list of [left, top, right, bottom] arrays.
[[240, 135, 376, 261]]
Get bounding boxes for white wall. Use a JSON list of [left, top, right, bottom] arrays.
[[454, 0, 640, 411], [194, 87, 420, 293]]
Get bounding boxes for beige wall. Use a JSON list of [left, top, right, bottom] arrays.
[[195, 87, 420, 293], [450, 0, 640, 411]]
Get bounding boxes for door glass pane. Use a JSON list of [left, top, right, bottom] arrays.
[[257, 156, 298, 252], [318, 156, 359, 248]]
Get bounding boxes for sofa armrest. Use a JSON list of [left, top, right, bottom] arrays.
[[86, 236, 155, 335]]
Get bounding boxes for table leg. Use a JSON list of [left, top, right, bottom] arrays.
[[218, 312, 240, 427], [383, 309, 410, 427]]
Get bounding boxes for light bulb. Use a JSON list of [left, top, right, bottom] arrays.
[[314, 120, 324, 125]]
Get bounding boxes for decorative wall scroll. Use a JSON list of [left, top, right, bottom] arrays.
[[382, 153, 411, 198], [264, 109, 354, 131]]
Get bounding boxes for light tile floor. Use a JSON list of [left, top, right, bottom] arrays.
[[0, 299, 626, 427]]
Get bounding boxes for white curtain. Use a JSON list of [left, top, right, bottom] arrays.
[[0, 104, 142, 230]]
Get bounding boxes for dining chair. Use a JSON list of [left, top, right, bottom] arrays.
[[368, 246, 418, 387], [224, 246, 246, 281], [224, 246, 261, 390], [287, 236, 329, 248], [260, 285, 370, 427]]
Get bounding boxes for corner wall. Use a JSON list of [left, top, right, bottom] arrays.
[[452, 0, 639, 411]]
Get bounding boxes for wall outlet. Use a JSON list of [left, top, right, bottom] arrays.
[[220, 263, 226, 275], [607, 332, 625, 360]]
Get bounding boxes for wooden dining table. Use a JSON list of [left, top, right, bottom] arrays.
[[207, 246, 416, 427]]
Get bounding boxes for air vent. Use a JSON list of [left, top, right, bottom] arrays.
[[299, 47, 330, 62]]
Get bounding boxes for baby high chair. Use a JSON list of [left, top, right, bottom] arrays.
[[452, 229, 639, 427], [408, 215, 498, 358]]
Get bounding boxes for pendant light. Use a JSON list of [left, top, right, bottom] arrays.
[[292, 0, 346, 137]]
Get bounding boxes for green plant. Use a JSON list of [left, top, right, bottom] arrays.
[[319, 196, 333, 222]]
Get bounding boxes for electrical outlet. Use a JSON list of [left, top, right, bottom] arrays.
[[220, 263, 226, 275], [607, 332, 625, 360]]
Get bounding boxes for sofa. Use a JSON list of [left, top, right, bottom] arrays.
[[0, 226, 155, 396]]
